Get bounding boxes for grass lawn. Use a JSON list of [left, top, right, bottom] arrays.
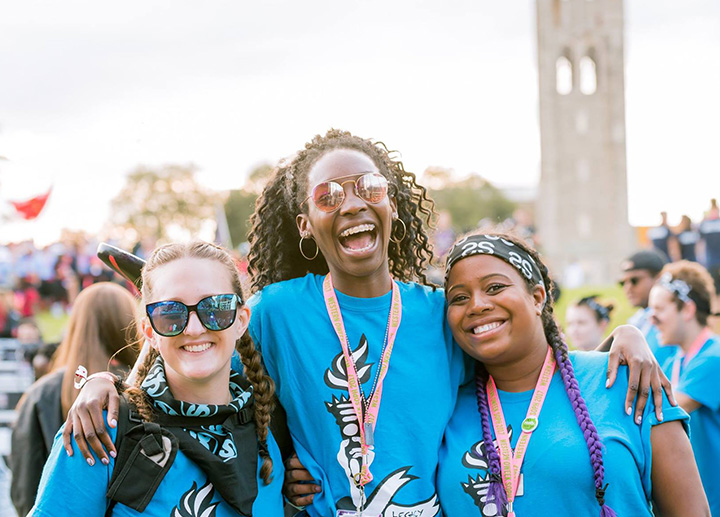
[[555, 284, 636, 346], [35, 310, 70, 344]]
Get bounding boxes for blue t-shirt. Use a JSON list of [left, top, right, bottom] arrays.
[[699, 218, 720, 266], [31, 414, 285, 516], [628, 307, 677, 366], [437, 352, 688, 516], [248, 274, 465, 517], [661, 334, 720, 514]]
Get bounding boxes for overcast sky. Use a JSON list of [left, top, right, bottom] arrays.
[[1, 0, 718, 245]]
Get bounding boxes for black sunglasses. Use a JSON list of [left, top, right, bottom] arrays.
[[618, 276, 644, 288], [146, 294, 241, 337]]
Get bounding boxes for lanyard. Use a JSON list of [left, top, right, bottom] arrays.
[[671, 328, 712, 389], [486, 346, 556, 517], [322, 274, 402, 487]]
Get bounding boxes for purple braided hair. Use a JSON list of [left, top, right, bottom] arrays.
[[474, 364, 509, 510], [464, 230, 617, 516], [548, 329, 617, 516]]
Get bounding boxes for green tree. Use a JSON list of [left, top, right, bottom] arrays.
[[429, 173, 516, 231], [109, 164, 221, 242], [223, 163, 274, 245]]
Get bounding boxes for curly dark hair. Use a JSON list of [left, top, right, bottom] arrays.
[[247, 129, 436, 292]]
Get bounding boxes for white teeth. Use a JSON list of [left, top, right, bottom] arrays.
[[339, 224, 375, 238], [183, 343, 212, 353], [472, 322, 502, 335]]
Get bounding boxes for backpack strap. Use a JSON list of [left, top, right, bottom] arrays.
[[105, 395, 178, 515]]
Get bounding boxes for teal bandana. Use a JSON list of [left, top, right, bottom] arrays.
[[142, 356, 259, 515]]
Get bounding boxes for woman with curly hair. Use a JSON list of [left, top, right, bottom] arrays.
[[439, 232, 708, 516], [66, 130, 670, 517], [33, 242, 284, 515]]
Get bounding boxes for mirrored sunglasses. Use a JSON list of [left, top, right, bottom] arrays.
[[303, 172, 389, 213], [146, 293, 240, 337]]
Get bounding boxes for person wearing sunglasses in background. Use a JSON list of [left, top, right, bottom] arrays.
[[32, 242, 285, 515], [620, 249, 678, 366], [65, 130, 672, 517], [649, 260, 720, 515]]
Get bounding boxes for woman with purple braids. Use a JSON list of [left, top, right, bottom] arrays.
[[438, 232, 709, 516]]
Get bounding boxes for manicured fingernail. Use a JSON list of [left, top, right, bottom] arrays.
[[65, 448, 73, 456], [636, 415, 642, 424], [316, 487, 321, 493], [101, 458, 109, 465], [605, 379, 610, 388], [87, 457, 95, 466], [658, 412, 664, 422], [626, 407, 632, 416], [110, 418, 117, 427], [110, 450, 117, 458]]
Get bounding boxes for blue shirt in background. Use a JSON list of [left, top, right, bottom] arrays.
[[661, 334, 720, 515], [437, 352, 687, 516], [249, 274, 465, 517]]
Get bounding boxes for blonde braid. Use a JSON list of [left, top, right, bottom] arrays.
[[122, 347, 159, 422], [236, 333, 275, 484]]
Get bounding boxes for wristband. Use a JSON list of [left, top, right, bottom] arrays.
[[73, 366, 118, 390]]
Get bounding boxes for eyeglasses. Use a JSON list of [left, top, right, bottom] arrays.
[[303, 172, 389, 213], [146, 294, 241, 337]]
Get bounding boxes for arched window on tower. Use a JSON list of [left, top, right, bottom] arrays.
[[556, 54, 573, 95], [579, 53, 597, 95]]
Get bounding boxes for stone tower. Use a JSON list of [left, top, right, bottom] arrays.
[[535, 0, 633, 285]]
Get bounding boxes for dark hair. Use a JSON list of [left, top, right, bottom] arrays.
[[575, 295, 614, 323], [125, 241, 276, 484], [247, 128, 436, 292], [450, 231, 616, 516]]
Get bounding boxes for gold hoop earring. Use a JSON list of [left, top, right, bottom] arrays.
[[390, 218, 407, 243], [299, 234, 319, 260]]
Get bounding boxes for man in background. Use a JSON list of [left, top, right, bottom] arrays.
[[619, 249, 676, 363]]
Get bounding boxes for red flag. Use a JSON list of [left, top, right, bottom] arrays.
[[10, 187, 52, 220]]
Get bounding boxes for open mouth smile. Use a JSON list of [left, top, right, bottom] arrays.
[[338, 223, 377, 253]]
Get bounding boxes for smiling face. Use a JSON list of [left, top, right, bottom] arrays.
[[296, 148, 396, 293], [565, 305, 607, 351], [143, 257, 250, 399], [446, 254, 546, 365]]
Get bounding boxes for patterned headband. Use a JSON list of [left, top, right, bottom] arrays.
[[658, 272, 713, 315], [445, 234, 545, 288], [658, 272, 692, 304], [584, 299, 611, 321]]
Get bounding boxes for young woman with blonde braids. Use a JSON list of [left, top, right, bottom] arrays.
[[33, 242, 284, 515], [66, 130, 672, 517]]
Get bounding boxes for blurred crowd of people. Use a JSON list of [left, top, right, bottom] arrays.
[[646, 199, 720, 290]]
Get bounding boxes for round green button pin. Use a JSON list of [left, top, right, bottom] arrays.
[[521, 417, 538, 432]]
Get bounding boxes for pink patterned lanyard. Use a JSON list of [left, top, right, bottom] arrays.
[[322, 274, 402, 487], [486, 346, 556, 517], [671, 327, 712, 389]]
